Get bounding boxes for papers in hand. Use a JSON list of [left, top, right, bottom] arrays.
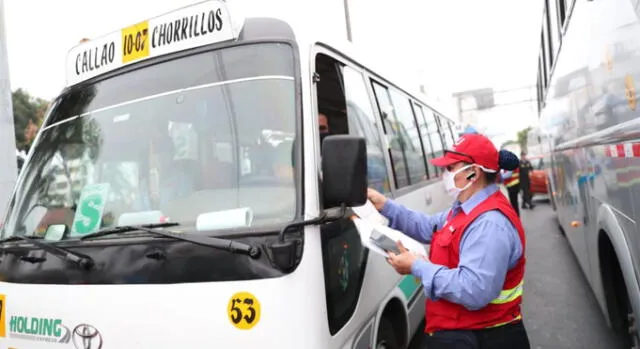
[[351, 201, 426, 258], [351, 200, 389, 226]]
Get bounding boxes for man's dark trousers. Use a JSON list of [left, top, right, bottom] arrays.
[[422, 321, 531, 349], [507, 184, 520, 217]]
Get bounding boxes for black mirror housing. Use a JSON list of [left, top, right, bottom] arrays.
[[321, 135, 367, 209]]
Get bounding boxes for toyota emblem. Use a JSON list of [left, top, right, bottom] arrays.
[[72, 324, 103, 349]]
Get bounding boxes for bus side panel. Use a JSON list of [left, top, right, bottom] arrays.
[[541, 0, 594, 286], [395, 181, 451, 219], [351, 317, 375, 349], [407, 287, 427, 334], [542, 0, 640, 334], [587, 0, 640, 331]]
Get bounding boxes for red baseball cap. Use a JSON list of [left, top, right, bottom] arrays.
[[431, 134, 499, 172]]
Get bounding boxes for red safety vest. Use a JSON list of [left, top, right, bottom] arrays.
[[503, 167, 520, 188], [425, 190, 526, 333]]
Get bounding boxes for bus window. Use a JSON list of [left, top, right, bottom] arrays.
[[342, 66, 391, 193], [412, 102, 438, 178], [546, 0, 560, 58], [447, 120, 457, 144], [437, 113, 455, 149], [388, 89, 427, 185], [426, 110, 445, 161], [371, 81, 410, 189]]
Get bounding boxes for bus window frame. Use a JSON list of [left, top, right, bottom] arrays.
[[386, 86, 429, 185], [446, 120, 457, 145], [342, 64, 393, 193], [541, 7, 554, 78], [410, 101, 435, 179], [311, 44, 398, 196], [546, 0, 560, 60], [370, 80, 412, 189], [433, 112, 452, 149], [309, 42, 453, 197]]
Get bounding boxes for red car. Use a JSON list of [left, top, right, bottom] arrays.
[[527, 155, 549, 195]]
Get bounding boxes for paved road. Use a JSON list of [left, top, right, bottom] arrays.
[[408, 198, 623, 349]]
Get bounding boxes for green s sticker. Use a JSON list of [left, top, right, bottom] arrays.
[[71, 183, 110, 236]]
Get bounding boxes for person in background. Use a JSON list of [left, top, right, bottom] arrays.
[[319, 112, 330, 146], [519, 151, 535, 210], [133, 121, 196, 212], [501, 164, 521, 217], [367, 134, 530, 349]]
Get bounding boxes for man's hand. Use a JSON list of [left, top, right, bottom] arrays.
[[386, 240, 418, 275], [367, 188, 387, 211]]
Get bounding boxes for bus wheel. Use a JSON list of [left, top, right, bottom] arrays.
[[614, 263, 640, 348], [376, 317, 399, 349], [623, 293, 640, 349]]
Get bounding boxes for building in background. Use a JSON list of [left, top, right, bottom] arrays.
[[452, 85, 538, 147]]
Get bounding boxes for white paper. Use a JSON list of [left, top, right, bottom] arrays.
[[352, 217, 427, 258], [118, 210, 165, 226], [196, 207, 253, 231], [351, 200, 389, 226]]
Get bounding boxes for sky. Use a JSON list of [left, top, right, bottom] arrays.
[[3, 0, 544, 140]]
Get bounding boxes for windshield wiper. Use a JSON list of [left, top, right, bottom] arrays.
[[80, 222, 179, 238], [81, 223, 261, 259], [0, 235, 95, 270]]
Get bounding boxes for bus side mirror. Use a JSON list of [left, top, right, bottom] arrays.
[[321, 135, 367, 209]]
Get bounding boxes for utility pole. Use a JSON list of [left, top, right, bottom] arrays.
[[0, 0, 18, 216], [343, 0, 353, 42]]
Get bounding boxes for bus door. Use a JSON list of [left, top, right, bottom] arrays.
[[312, 50, 395, 347]]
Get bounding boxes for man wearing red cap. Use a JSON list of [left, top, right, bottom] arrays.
[[367, 133, 530, 349]]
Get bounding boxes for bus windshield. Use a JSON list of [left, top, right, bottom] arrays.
[[1, 43, 298, 239]]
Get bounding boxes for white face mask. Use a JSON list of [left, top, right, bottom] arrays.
[[442, 164, 474, 199]]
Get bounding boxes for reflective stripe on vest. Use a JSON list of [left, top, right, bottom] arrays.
[[487, 314, 523, 329], [427, 314, 523, 335], [504, 170, 520, 187], [506, 178, 520, 187], [489, 280, 524, 305]]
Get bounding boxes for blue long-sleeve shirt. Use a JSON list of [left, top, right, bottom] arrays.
[[500, 170, 513, 181], [380, 184, 522, 311]]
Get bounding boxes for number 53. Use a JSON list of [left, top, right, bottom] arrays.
[[230, 298, 256, 324]]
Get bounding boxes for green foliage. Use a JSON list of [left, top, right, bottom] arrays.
[[12, 88, 50, 152], [516, 126, 532, 154]]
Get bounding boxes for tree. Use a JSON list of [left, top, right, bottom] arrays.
[[500, 140, 517, 149], [516, 126, 533, 154], [12, 88, 49, 153]]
